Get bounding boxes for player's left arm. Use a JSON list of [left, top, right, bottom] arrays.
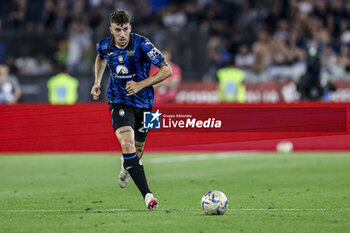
[[126, 39, 173, 96], [126, 62, 172, 96]]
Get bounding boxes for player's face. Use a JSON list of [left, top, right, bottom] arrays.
[[110, 23, 131, 47]]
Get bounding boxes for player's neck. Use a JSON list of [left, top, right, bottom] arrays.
[[115, 39, 129, 49], [115, 43, 127, 49]]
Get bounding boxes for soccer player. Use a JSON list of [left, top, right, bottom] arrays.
[[90, 10, 172, 209]]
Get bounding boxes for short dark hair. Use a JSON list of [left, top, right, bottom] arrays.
[[110, 10, 130, 25]]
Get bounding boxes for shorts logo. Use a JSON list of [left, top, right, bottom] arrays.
[[138, 126, 148, 133], [143, 110, 161, 129], [119, 109, 125, 117]]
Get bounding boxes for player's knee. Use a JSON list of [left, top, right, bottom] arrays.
[[120, 139, 135, 153]]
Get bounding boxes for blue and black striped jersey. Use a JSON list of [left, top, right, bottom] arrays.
[[96, 33, 165, 108]]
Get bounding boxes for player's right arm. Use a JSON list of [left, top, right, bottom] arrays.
[[91, 55, 106, 100]]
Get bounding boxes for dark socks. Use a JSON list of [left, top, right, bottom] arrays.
[[123, 153, 151, 198]]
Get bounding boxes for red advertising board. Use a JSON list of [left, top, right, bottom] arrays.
[[0, 103, 350, 152], [175, 80, 350, 103]]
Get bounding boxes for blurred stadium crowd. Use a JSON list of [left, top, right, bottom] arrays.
[[1, 0, 350, 83]]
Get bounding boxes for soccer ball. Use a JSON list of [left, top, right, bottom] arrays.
[[276, 141, 293, 153], [201, 190, 228, 215]]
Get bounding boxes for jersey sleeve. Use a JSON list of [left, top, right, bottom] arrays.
[[96, 41, 104, 58], [140, 38, 165, 68]]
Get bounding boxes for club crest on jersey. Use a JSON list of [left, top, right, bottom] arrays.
[[118, 55, 124, 63]]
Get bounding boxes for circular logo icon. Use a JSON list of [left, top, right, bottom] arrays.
[[119, 109, 125, 117], [116, 65, 129, 75]]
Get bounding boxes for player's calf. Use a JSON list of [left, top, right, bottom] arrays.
[[123, 152, 152, 198]]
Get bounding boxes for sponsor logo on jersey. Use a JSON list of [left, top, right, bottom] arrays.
[[116, 65, 129, 75], [147, 48, 161, 60], [114, 65, 135, 79]]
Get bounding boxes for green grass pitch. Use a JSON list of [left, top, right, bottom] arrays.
[[0, 152, 349, 233]]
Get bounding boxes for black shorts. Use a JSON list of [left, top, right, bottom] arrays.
[[109, 103, 152, 142]]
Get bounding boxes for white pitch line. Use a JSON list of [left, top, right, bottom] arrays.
[[145, 152, 253, 164], [1, 208, 350, 213], [235, 208, 350, 211]]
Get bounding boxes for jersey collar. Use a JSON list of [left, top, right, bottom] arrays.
[[109, 33, 134, 50]]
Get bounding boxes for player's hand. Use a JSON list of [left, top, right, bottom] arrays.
[[126, 81, 142, 96], [91, 84, 101, 100]]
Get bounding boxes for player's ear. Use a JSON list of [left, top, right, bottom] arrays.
[[129, 24, 132, 31], [109, 26, 113, 34]]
